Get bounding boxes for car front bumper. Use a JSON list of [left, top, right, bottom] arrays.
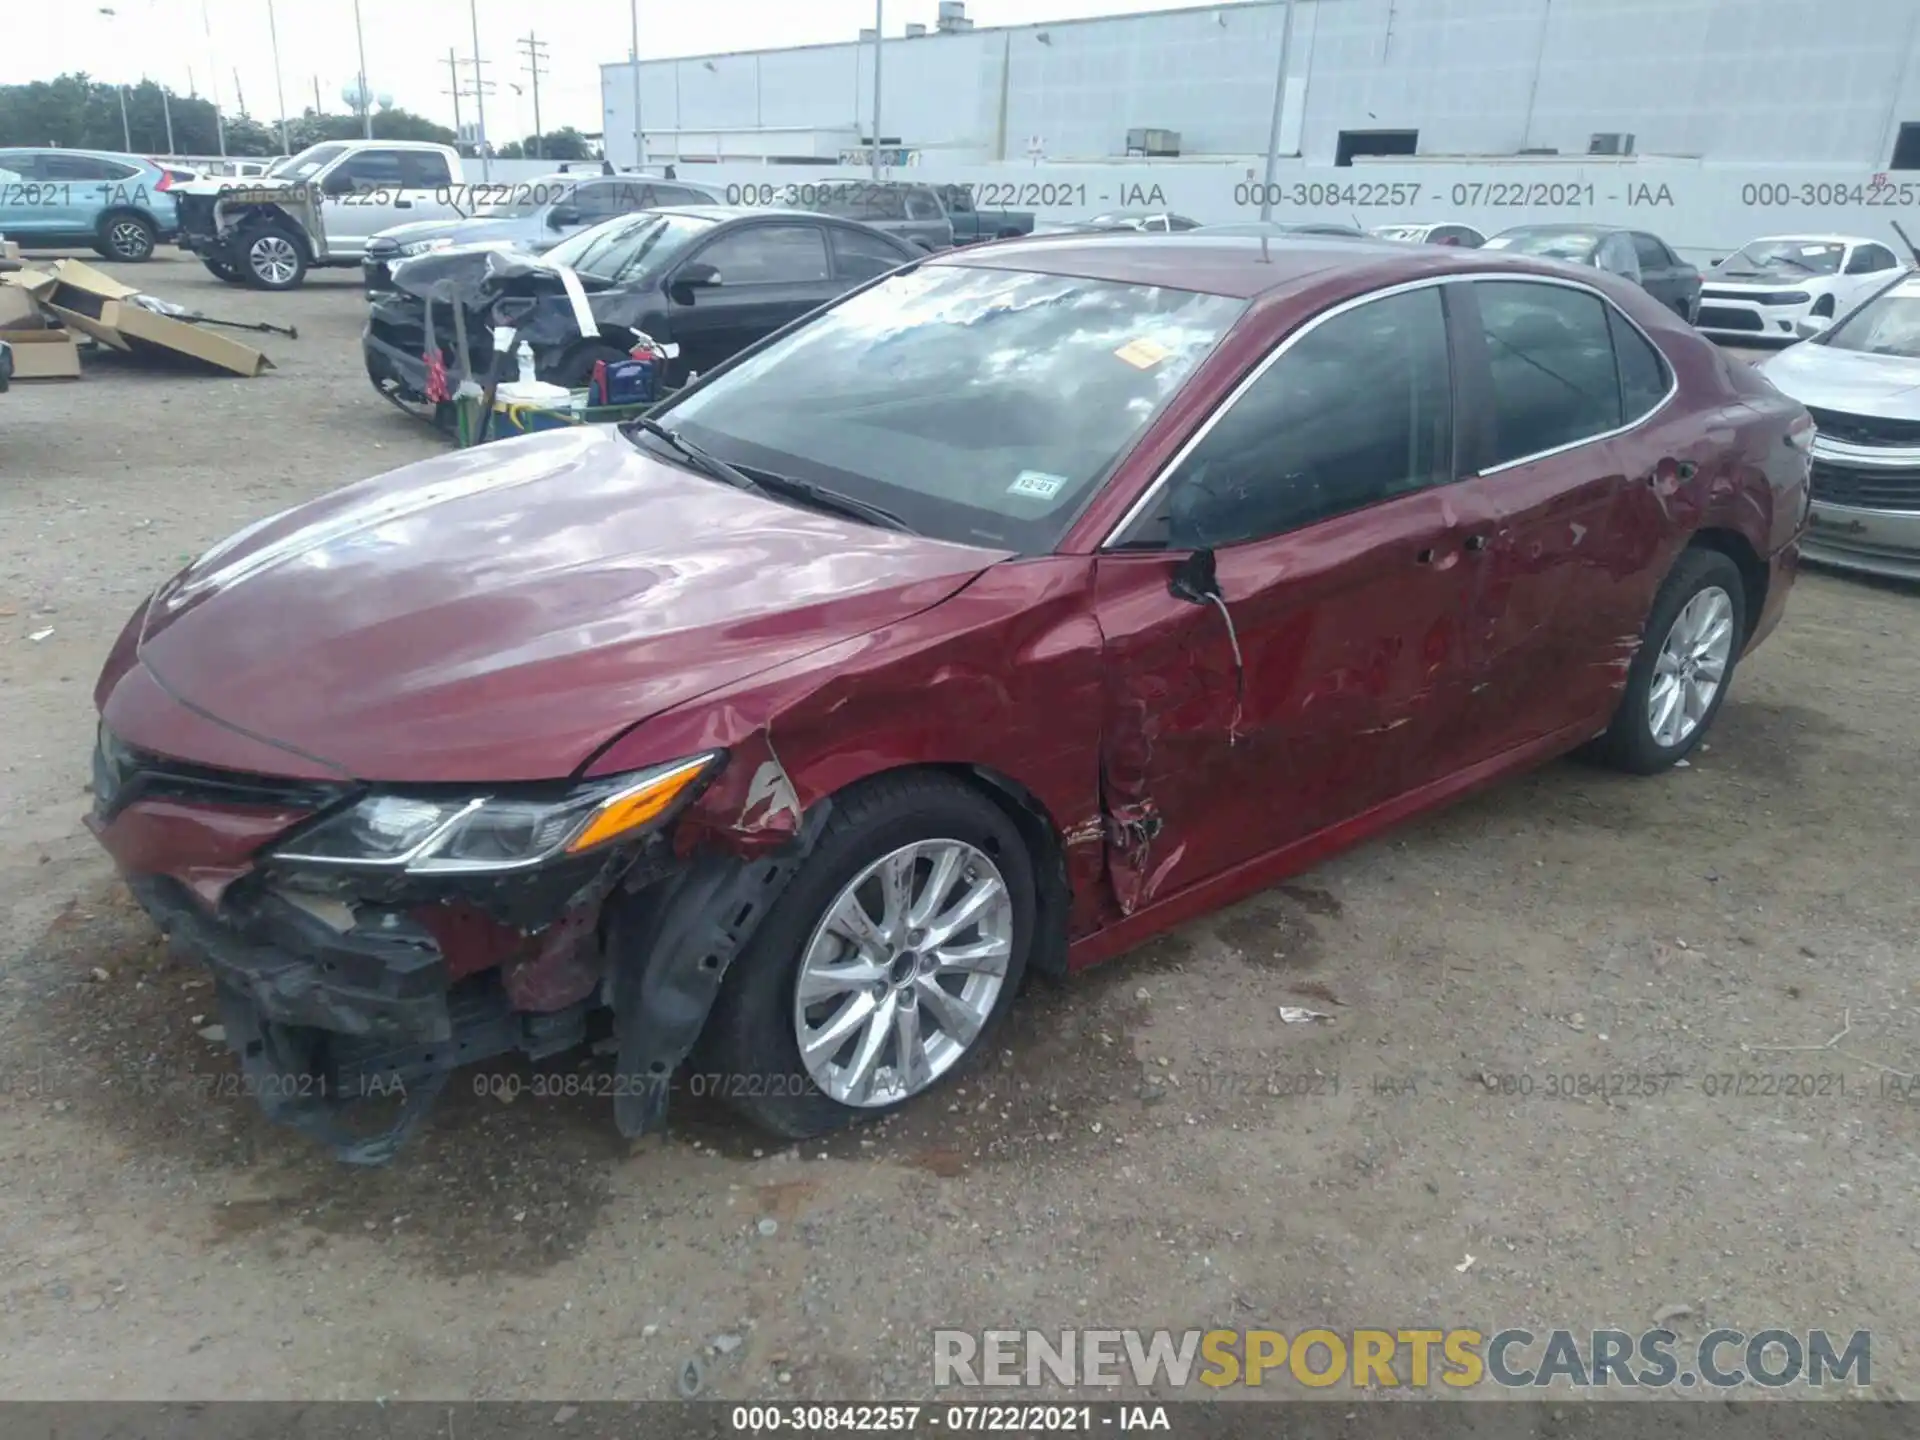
[[1799, 441, 1920, 581], [84, 730, 664, 1163], [1695, 292, 1818, 339]]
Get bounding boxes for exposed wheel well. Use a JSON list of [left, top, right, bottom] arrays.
[[918, 763, 1073, 981], [1688, 527, 1766, 647]]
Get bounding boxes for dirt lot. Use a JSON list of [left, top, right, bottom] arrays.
[[1, 254, 1916, 1403]]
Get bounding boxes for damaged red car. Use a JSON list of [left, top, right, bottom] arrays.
[[88, 234, 1811, 1161]]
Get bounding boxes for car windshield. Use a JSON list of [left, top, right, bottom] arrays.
[[656, 264, 1247, 552], [1372, 225, 1422, 240], [271, 144, 347, 180], [1484, 229, 1601, 262], [1724, 239, 1846, 275], [474, 183, 573, 219], [1818, 278, 1920, 356], [543, 211, 712, 282]]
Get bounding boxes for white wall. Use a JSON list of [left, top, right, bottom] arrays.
[[602, 0, 1920, 169]]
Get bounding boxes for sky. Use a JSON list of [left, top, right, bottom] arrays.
[[7, 0, 1245, 144]]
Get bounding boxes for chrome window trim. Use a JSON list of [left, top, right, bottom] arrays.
[[1101, 270, 1679, 548]]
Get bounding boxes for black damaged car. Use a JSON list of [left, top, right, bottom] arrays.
[[362, 205, 919, 403]]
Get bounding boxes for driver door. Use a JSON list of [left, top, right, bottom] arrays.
[[1092, 283, 1479, 912], [666, 222, 836, 378]]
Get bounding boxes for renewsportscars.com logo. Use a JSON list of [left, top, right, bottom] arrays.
[[933, 1328, 1871, 1391]]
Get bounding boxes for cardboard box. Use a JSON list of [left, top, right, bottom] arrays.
[[0, 240, 21, 261], [41, 258, 272, 377], [5, 329, 82, 379], [0, 285, 44, 332]]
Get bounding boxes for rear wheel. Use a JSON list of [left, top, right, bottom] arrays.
[[239, 223, 308, 290], [201, 256, 244, 283], [699, 774, 1034, 1139], [95, 210, 156, 262], [1588, 548, 1745, 774]]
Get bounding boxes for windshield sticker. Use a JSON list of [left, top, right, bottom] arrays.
[[1008, 470, 1068, 500], [1801, 244, 1834, 255], [1114, 337, 1173, 370]]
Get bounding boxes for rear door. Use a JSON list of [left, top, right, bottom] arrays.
[[1632, 232, 1698, 317], [826, 224, 913, 285], [1840, 242, 1902, 309], [1443, 277, 1679, 753], [666, 221, 835, 376], [1093, 283, 1477, 910], [41, 152, 143, 238]]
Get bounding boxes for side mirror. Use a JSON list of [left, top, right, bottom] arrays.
[[671, 262, 723, 300], [1169, 548, 1221, 605], [1793, 314, 1831, 340], [320, 171, 356, 197], [547, 204, 581, 229]]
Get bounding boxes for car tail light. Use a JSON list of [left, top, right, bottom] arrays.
[[155, 170, 173, 192]]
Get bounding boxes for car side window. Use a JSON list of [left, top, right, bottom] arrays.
[[1168, 215, 1201, 231], [574, 181, 643, 219], [905, 189, 943, 221], [0, 152, 46, 180], [1155, 287, 1453, 550], [693, 224, 831, 285], [42, 154, 139, 181], [1607, 306, 1670, 423], [328, 150, 405, 191], [1847, 243, 1897, 274], [828, 226, 909, 281], [1630, 233, 1671, 269], [1596, 233, 1642, 282], [398, 151, 452, 189], [649, 184, 709, 206], [1475, 281, 1623, 466]]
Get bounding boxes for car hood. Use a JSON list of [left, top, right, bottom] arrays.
[[367, 216, 539, 253], [116, 427, 1007, 783], [1706, 266, 1830, 290], [1758, 343, 1920, 419]]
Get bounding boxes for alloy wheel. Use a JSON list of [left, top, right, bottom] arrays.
[[793, 839, 1013, 1107], [1648, 585, 1734, 748], [250, 235, 299, 286], [109, 220, 151, 258]]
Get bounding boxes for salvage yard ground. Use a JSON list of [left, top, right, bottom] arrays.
[[1, 254, 1917, 1401]]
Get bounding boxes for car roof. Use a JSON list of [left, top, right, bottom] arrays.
[[1494, 222, 1629, 236], [1745, 233, 1876, 246], [649, 204, 913, 238], [0, 146, 153, 163], [937, 232, 1559, 299]]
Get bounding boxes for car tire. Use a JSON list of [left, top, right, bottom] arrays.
[[698, 772, 1035, 1139], [1588, 547, 1746, 775], [549, 340, 634, 392], [238, 223, 308, 290], [202, 257, 244, 283], [95, 210, 157, 262]]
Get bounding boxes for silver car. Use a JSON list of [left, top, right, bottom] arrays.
[[1759, 273, 1920, 581]]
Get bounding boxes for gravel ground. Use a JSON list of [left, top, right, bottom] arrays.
[[1, 254, 1916, 1403]]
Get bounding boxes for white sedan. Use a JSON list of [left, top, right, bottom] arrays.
[[1695, 235, 1906, 341]]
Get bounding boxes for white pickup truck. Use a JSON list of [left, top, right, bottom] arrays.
[[172, 140, 479, 289]]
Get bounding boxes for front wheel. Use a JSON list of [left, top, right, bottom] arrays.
[[699, 774, 1035, 1138], [202, 256, 244, 283], [239, 223, 308, 290], [1588, 548, 1745, 774]]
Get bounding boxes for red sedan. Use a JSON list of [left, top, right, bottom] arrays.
[[88, 235, 1811, 1161]]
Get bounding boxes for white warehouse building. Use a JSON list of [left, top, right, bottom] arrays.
[[601, 0, 1920, 171]]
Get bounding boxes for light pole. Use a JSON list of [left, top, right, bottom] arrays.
[[96, 10, 134, 153], [1259, 0, 1296, 223], [200, 0, 226, 155], [629, 0, 644, 168], [469, 0, 491, 179], [266, 0, 290, 153], [870, 0, 883, 180], [351, 0, 373, 138]]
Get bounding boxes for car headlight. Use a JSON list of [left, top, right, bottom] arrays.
[[271, 753, 721, 874], [397, 237, 454, 257]]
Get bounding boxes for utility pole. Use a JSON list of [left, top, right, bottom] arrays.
[[233, 68, 245, 117], [517, 32, 549, 158], [118, 84, 132, 151], [469, 0, 491, 179], [266, 0, 290, 154], [871, 0, 883, 180], [160, 85, 175, 154], [313, 75, 323, 117], [628, 0, 644, 168], [351, 0, 373, 138], [444, 49, 464, 148], [1259, 0, 1296, 223], [456, 55, 496, 173], [200, 0, 226, 154]]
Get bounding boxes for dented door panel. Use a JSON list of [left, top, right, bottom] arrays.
[[1091, 488, 1476, 916]]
